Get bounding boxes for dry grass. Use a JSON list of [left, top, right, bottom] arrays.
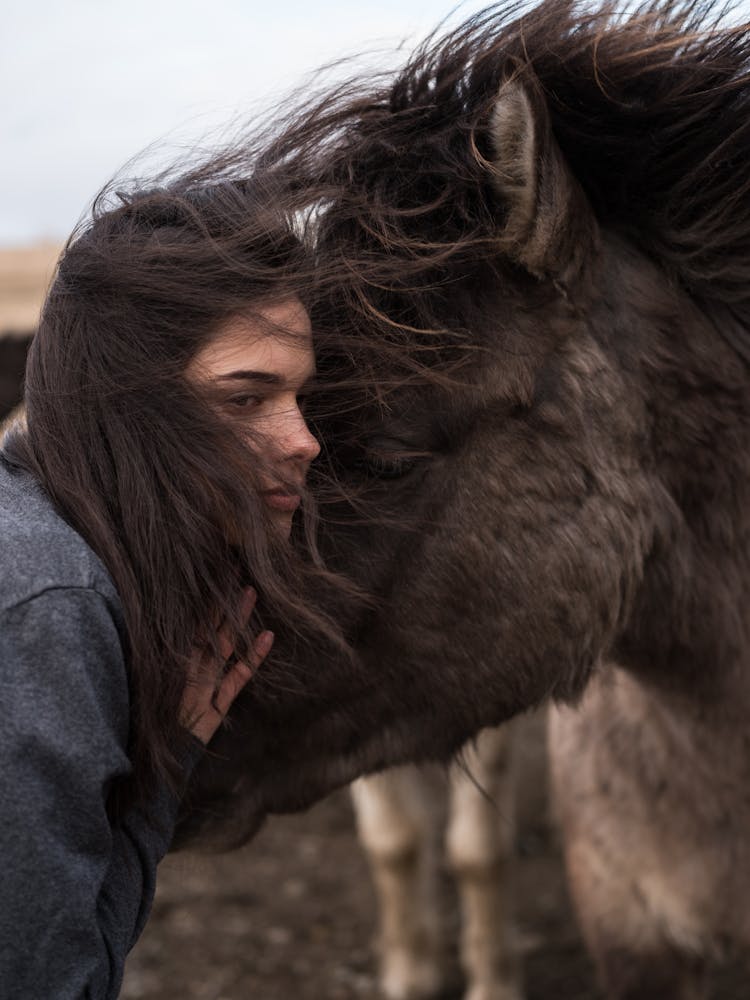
[[0, 243, 61, 334]]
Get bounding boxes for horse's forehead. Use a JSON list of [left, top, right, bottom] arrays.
[[375, 345, 547, 420]]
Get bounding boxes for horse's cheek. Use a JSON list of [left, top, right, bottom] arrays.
[[363, 407, 649, 719]]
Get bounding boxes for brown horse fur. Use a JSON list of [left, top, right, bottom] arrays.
[[160, 2, 749, 991], [0, 332, 32, 423]]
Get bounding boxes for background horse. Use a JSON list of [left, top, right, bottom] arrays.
[[352, 723, 523, 1000], [170, 2, 748, 994], [0, 333, 32, 423]]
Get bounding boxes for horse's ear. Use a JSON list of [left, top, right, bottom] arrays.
[[489, 78, 596, 284]]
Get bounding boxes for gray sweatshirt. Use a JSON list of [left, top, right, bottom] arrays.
[[0, 448, 200, 999]]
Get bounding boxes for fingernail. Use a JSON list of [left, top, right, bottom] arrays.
[[258, 630, 274, 655]]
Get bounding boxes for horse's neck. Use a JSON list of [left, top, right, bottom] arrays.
[[611, 256, 750, 705]]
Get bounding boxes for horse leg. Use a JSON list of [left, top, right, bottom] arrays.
[[549, 698, 710, 1000], [445, 725, 523, 1000], [351, 767, 445, 999], [564, 838, 709, 1000]]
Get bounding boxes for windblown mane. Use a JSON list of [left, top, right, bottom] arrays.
[[249, 0, 750, 365], [500, 0, 750, 310]]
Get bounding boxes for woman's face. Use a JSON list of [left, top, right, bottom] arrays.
[[187, 298, 320, 537]]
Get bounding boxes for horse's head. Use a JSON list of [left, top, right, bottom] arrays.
[[312, 75, 661, 716], [178, 0, 750, 847]]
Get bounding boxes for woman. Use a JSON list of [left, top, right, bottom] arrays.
[[0, 174, 335, 998]]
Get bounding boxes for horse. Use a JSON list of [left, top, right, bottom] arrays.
[[170, 3, 749, 994], [0, 332, 33, 423]]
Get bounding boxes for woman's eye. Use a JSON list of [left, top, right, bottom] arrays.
[[228, 394, 262, 410]]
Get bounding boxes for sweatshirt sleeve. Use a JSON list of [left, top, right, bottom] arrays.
[[0, 587, 196, 1000]]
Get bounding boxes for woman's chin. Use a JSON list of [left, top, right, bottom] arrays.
[[268, 507, 294, 538]]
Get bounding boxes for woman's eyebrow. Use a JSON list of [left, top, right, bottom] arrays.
[[215, 370, 283, 386], [215, 369, 316, 390]]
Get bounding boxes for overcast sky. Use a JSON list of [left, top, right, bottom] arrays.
[[3, 0, 748, 246], [1, 0, 489, 246]]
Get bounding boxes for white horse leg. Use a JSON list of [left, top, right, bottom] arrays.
[[445, 725, 523, 1000], [351, 768, 444, 999]]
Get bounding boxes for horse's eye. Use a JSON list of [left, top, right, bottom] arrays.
[[366, 451, 416, 479], [360, 438, 426, 479]]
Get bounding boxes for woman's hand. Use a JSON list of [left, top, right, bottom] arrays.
[[181, 587, 273, 745]]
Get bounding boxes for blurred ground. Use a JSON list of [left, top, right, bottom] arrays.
[[122, 711, 601, 1000], [121, 713, 747, 1000]]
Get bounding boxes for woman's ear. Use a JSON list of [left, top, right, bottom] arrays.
[[490, 77, 597, 286]]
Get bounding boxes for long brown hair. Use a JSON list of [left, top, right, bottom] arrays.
[[7, 173, 354, 813]]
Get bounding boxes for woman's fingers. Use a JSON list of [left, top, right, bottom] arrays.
[[213, 629, 274, 717], [216, 586, 258, 661], [182, 591, 273, 746], [254, 628, 275, 661]]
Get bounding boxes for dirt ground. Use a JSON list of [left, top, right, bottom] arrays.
[[121, 713, 747, 1000]]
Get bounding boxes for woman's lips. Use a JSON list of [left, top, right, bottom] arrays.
[[262, 489, 301, 513]]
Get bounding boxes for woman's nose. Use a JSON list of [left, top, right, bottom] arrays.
[[281, 405, 321, 465]]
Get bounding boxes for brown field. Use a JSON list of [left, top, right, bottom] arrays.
[[0, 242, 61, 333]]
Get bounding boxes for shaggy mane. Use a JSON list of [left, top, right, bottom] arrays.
[[251, 0, 750, 341], [513, 0, 750, 311]]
